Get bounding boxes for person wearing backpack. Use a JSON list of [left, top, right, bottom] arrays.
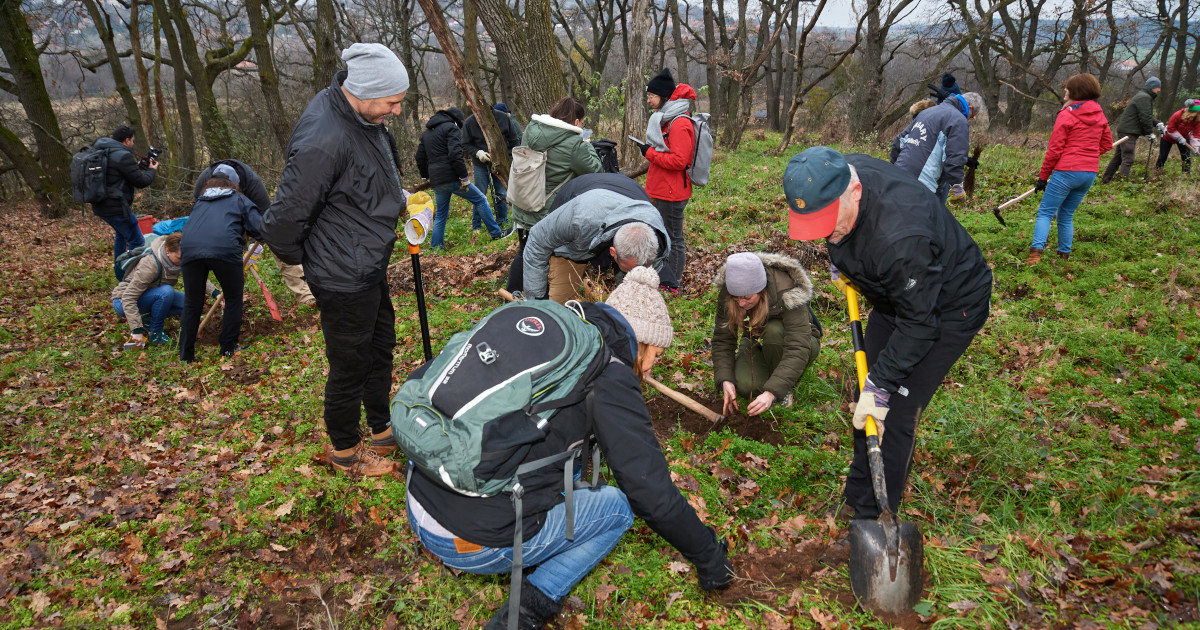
[[403, 269, 734, 629], [193, 159, 316, 307], [177, 165, 263, 362], [91, 125, 159, 273], [636, 69, 696, 290], [463, 103, 522, 230], [111, 232, 218, 347], [416, 107, 512, 250], [521, 174, 677, 303], [712, 252, 822, 417]]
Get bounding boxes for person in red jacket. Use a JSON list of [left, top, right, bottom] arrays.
[[1027, 73, 1113, 265], [1155, 100, 1200, 174], [638, 69, 695, 290]]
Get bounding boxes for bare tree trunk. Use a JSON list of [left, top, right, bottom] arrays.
[[129, 0, 156, 147], [464, 0, 481, 86], [81, 0, 145, 152], [414, 0, 513, 180], [313, 0, 340, 92], [153, 0, 195, 174], [246, 0, 294, 153], [474, 0, 564, 116], [0, 0, 71, 214], [669, 0, 689, 84], [703, 0, 722, 122], [622, 0, 652, 173]]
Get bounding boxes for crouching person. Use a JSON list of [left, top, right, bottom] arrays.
[[399, 267, 733, 629], [112, 232, 217, 346], [712, 252, 821, 416]]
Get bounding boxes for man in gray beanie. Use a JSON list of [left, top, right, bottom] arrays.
[[1103, 76, 1162, 183], [261, 43, 410, 477]]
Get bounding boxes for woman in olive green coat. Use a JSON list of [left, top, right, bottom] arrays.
[[712, 252, 821, 416]]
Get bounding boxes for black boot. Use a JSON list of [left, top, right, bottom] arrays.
[[483, 576, 562, 630]]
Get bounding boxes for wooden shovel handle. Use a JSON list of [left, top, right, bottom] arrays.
[[644, 375, 724, 424]]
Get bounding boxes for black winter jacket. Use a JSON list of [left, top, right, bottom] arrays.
[[261, 71, 406, 293], [91, 137, 156, 218], [407, 303, 725, 573], [415, 109, 468, 186], [193, 159, 270, 211], [463, 109, 522, 166], [828, 155, 992, 393], [181, 188, 263, 265]]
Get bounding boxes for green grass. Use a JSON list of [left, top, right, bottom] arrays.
[[0, 131, 1197, 628]]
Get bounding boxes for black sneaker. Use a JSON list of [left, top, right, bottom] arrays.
[[221, 344, 250, 357], [492, 226, 515, 240]]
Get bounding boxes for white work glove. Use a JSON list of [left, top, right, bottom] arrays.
[[1156, 122, 1167, 136], [853, 375, 890, 439], [475, 150, 491, 163]]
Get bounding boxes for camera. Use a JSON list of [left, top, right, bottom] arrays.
[[139, 146, 163, 168]]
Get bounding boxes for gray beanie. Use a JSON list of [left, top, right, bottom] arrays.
[[1145, 76, 1162, 90], [606, 266, 674, 348], [342, 43, 410, 99], [212, 163, 239, 186], [724, 252, 767, 297]]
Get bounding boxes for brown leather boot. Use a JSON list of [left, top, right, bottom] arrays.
[[370, 426, 398, 457], [1025, 248, 1043, 265], [1058, 251, 1070, 261], [331, 442, 395, 476]]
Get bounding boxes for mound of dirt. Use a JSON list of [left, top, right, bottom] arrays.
[[646, 392, 788, 445]]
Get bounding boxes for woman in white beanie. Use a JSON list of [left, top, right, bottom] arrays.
[[605, 265, 674, 378], [712, 252, 821, 416]]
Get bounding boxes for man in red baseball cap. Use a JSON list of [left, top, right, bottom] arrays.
[[784, 146, 992, 522]]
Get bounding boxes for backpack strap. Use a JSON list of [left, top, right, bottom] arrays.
[[508, 448, 578, 630]]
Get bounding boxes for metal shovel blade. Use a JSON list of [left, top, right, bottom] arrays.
[[848, 511, 925, 614]]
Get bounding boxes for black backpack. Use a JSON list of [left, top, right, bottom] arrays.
[[70, 145, 113, 204], [591, 139, 620, 174]]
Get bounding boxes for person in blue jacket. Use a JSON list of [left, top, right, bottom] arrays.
[[890, 91, 985, 202], [177, 164, 263, 361]]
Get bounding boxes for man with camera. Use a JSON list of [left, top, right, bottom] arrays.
[[91, 125, 158, 268]]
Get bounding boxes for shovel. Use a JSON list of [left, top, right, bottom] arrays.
[[843, 285, 925, 615], [991, 134, 1130, 227]]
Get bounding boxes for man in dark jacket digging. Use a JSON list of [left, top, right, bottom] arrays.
[[784, 146, 992, 521], [1102, 76, 1162, 183], [416, 107, 512, 249], [261, 43, 409, 477]]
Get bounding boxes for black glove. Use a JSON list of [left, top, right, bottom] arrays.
[[965, 156, 979, 169], [637, 142, 650, 157], [1035, 178, 1048, 192], [694, 529, 735, 591]]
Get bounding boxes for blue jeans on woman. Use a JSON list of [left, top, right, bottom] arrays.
[[409, 485, 633, 602], [431, 181, 501, 249], [1031, 170, 1095, 254], [112, 284, 184, 333], [472, 163, 508, 229], [101, 213, 145, 264]]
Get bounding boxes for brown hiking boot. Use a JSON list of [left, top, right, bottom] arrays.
[[1058, 251, 1070, 261], [370, 426, 398, 457], [331, 442, 395, 477], [1025, 248, 1043, 265]]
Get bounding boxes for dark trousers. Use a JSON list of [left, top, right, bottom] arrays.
[[1101, 135, 1140, 182], [652, 198, 687, 285], [505, 229, 530, 293], [1155, 139, 1193, 173], [179, 259, 244, 361], [844, 309, 986, 519], [311, 279, 396, 450]]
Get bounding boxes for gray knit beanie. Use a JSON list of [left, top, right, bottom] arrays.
[[212, 163, 239, 186], [342, 43, 410, 99], [724, 252, 767, 297], [606, 266, 673, 348], [1145, 76, 1162, 90]]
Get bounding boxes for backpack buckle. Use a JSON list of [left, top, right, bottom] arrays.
[[477, 342, 498, 365]]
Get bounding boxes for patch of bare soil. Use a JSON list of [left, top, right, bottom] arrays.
[[647, 393, 788, 445], [196, 303, 319, 347]]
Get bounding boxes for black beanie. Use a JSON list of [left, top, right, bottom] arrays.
[[646, 68, 676, 100], [941, 73, 962, 95]]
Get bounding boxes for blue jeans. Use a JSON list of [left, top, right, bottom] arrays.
[[112, 284, 184, 333], [409, 485, 633, 602], [101, 213, 145, 261], [1031, 170, 1095, 254], [431, 181, 500, 249], [472, 163, 508, 229]]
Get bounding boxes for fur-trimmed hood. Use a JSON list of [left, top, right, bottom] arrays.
[[714, 251, 813, 309], [529, 114, 584, 135]]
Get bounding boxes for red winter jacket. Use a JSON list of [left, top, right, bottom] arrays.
[[1040, 100, 1112, 179], [1165, 109, 1200, 144], [645, 84, 697, 202]]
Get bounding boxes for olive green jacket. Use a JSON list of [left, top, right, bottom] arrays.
[[510, 115, 602, 229]]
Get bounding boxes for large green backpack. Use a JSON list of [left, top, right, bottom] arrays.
[[391, 299, 609, 498]]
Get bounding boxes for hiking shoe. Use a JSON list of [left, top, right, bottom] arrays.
[[370, 430, 398, 457], [331, 442, 395, 477], [492, 226, 515, 241], [148, 331, 172, 344], [1025, 248, 1042, 266], [1057, 251, 1070, 261], [221, 344, 250, 357]]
